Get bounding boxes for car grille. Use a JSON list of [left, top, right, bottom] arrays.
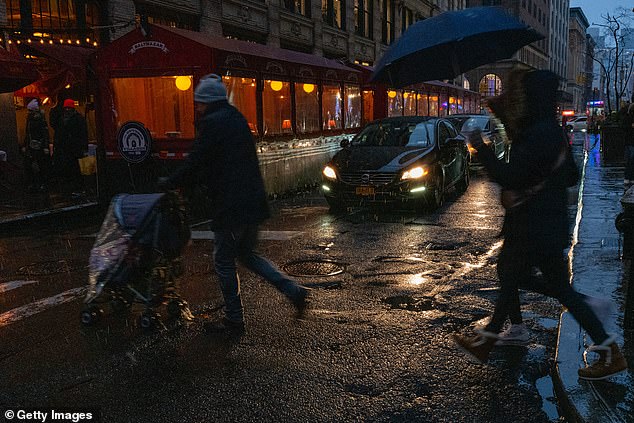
[[339, 172, 397, 186]]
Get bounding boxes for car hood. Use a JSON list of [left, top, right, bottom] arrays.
[[331, 146, 435, 173]]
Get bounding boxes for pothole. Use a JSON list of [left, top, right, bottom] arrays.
[[382, 295, 434, 312], [18, 259, 85, 276], [282, 259, 345, 277], [423, 242, 469, 251]]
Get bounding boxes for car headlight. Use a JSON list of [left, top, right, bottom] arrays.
[[401, 166, 428, 180], [323, 165, 337, 180]]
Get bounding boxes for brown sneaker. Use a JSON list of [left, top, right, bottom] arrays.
[[578, 335, 628, 381], [452, 330, 498, 364]]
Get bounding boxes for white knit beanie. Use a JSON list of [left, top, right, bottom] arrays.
[[194, 74, 227, 104]]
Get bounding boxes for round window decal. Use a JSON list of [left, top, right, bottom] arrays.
[[117, 121, 152, 163]]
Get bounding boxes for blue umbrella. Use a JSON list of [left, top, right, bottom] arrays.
[[371, 6, 544, 88]]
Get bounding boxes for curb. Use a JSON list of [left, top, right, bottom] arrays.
[[0, 202, 102, 232]]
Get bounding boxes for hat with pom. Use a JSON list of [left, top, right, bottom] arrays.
[[194, 74, 227, 104]]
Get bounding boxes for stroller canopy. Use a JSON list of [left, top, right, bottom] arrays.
[[113, 193, 165, 234]]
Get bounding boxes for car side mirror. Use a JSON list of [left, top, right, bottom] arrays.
[[340, 139, 350, 148]]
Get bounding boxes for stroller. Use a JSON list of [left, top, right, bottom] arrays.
[[81, 192, 191, 329]]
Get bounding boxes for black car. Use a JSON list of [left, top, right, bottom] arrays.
[[447, 114, 507, 161], [321, 116, 470, 211]]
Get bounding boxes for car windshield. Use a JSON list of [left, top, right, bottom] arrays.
[[449, 116, 488, 132], [351, 121, 434, 147]]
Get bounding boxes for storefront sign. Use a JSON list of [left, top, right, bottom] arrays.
[[129, 41, 169, 54], [117, 121, 152, 163]]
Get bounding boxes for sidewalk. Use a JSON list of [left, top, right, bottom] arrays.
[[553, 133, 634, 422], [0, 175, 99, 229]]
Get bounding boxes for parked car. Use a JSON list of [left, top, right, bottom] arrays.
[[447, 114, 507, 161], [321, 116, 470, 211], [565, 115, 587, 132]]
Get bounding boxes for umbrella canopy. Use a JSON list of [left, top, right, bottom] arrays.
[[371, 6, 544, 88]]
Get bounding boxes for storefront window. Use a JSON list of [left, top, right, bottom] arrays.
[[322, 84, 342, 130], [111, 76, 195, 140], [224, 76, 258, 135], [387, 90, 402, 117], [295, 82, 320, 133], [322, 0, 344, 29], [362, 90, 374, 124], [262, 80, 292, 136], [403, 91, 416, 116], [32, 0, 76, 30], [417, 93, 429, 116], [344, 85, 361, 129], [439, 92, 448, 116], [429, 94, 439, 116], [448, 96, 457, 115]]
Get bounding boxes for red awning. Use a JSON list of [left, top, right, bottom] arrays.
[[0, 47, 40, 93], [15, 43, 93, 97]]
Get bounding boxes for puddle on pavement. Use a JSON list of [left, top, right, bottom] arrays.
[[535, 376, 560, 421], [382, 295, 434, 312]]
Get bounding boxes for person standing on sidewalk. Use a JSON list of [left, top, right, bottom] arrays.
[[452, 69, 628, 381], [160, 74, 310, 334], [22, 99, 50, 192], [53, 99, 88, 195]]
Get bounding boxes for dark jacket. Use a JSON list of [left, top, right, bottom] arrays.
[[478, 70, 579, 250], [169, 100, 270, 228], [24, 110, 49, 153], [55, 109, 88, 160]]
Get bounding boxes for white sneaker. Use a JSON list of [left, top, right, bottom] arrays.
[[495, 323, 530, 346]]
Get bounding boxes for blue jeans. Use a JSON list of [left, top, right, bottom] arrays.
[[485, 240, 609, 344], [625, 145, 634, 181], [213, 224, 304, 322]]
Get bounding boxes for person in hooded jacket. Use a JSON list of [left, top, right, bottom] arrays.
[[452, 69, 627, 381], [22, 99, 50, 192], [161, 74, 310, 334], [53, 99, 88, 193]]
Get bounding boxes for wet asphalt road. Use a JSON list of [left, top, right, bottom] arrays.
[[0, 136, 587, 422]]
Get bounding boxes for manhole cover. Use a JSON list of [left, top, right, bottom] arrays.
[[282, 260, 344, 277], [18, 259, 85, 276]]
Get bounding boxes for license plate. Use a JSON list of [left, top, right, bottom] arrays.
[[355, 186, 375, 196]]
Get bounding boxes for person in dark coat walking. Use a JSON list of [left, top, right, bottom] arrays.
[[53, 99, 88, 193], [22, 99, 50, 191], [452, 69, 627, 381], [162, 74, 310, 333]]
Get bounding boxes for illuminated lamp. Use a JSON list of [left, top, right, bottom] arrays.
[[303, 83, 315, 93], [27, 39, 31, 43], [562, 110, 575, 116], [175, 76, 192, 91], [403, 92, 409, 99], [282, 119, 292, 130], [270, 80, 283, 91], [431, 96, 438, 102], [387, 90, 397, 98], [449, 97, 455, 104], [65, 84, 71, 89], [416, 94, 421, 100], [42, 97, 50, 105]]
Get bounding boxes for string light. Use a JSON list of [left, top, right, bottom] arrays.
[[1, 34, 99, 47]]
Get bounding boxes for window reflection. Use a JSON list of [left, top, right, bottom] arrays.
[[111, 76, 195, 139], [362, 90, 374, 124], [322, 84, 342, 130], [263, 80, 292, 135], [224, 76, 258, 135], [387, 89, 402, 117], [403, 90, 416, 116], [344, 85, 361, 129], [295, 82, 320, 133], [417, 93, 429, 116], [429, 94, 439, 117]]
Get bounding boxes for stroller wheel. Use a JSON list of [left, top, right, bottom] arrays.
[[80, 306, 102, 326], [139, 312, 158, 329]]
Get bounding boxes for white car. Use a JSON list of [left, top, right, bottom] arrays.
[[566, 116, 587, 132]]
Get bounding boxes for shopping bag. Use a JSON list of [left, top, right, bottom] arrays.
[[78, 155, 97, 175]]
